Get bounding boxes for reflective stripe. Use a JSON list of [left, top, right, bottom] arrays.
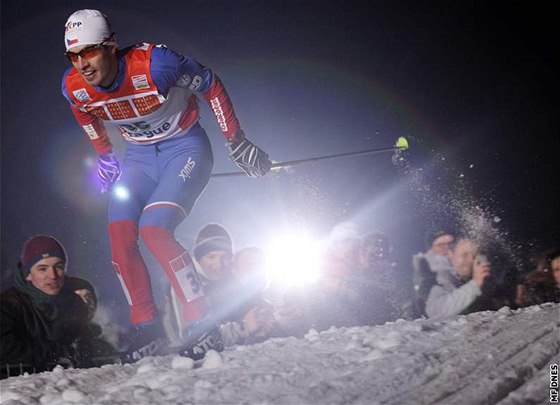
[[143, 201, 187, 218]]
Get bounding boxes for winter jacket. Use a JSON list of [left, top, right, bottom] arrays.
[[0, 275, 114, 378], [425, 269, 482, 318], [424, 251, 507, 318], [359, 259, 408, 325], [411, 252, 452, 318], [523, 270, 560, 305]]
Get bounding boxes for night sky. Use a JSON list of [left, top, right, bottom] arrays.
[[1, 1, 558, 323]]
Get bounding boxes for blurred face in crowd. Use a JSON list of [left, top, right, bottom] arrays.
[[26, 256, 66, 295], [451, 239, 477, 279], [431, 234, 454, 258], [361, 235, 389, 269], [233, 248, 267, 290], [551, 256, 560, 286], [332, 238, 362, 268], [198, 250, 232, 282], [67, 42, 118, 87]]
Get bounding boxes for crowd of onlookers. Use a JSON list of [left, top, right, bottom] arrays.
[[1, 222, 558, 378]]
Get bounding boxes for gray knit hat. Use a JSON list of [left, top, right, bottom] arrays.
[[193, 223, 233, 261]]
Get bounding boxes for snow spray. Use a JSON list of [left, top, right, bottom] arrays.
[[392, 136, 524, 272]]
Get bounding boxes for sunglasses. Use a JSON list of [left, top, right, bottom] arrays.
[[65, 35, 114, 62]]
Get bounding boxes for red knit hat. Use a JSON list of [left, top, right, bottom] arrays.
[[20, 235, 67, 275]]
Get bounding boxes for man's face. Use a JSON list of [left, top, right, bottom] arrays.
[[430, 234, 454, 257], [451, 239, 476, 279], [198, 250, 232, 282], [551, 256, 560, 286], [68, 44, 118, 87], [25, 256, 66, 295]]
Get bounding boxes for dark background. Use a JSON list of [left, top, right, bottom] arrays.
[[2, 1, 558, 324]]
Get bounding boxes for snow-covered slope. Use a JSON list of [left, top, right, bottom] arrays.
[[1, 304, 558, 405]]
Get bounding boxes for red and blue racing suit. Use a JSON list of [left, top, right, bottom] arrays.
[[62, 43, 241, 325]]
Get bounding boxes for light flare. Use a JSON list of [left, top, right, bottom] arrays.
[[265, 232, 323, 287]]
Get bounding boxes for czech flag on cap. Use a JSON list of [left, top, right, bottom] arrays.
[[67, 38, 78, 46]]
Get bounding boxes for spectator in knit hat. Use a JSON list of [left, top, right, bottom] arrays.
[[166, 224, 274, 347], [193, 223, 234, 285], [0, 236, 116, 378], [163, 223, 234, 347]]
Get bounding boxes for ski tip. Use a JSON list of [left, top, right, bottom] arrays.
[[395, 136, 409, 150]]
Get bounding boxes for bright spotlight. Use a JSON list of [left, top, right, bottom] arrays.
[[113, 184, 130, 201], [265, 232, 323, 287]]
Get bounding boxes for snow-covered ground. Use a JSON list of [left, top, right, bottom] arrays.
[[1, 303, 558, 405]]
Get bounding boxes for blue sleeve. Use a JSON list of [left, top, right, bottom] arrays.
[[61, 67, 75, 105], [150, 45, 215, 97]]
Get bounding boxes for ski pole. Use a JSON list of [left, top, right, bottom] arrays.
[[211, 136, 409, 178]]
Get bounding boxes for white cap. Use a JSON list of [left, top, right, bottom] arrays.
[[64, 9, 117, 52], [328, 221, 361, 244]]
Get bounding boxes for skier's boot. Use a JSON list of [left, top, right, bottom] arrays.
[[121, 318, 168, 364], [178, 319, 224, 361]]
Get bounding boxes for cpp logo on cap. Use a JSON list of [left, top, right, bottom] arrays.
[[65, 21, 83, 33]]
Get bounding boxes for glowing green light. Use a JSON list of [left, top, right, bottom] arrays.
[[395, 137, 409, 150]]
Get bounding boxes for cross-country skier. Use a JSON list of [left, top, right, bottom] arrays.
[[61, 9, 271, 362]]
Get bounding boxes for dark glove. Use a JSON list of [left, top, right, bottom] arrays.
[[97, 153, 121, 193], [61, 337, 96, 368], [228, 132, 271, 178], [55, 344, 78, 368]]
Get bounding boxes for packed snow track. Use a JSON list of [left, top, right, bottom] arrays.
[[1, 303, 558, 404]]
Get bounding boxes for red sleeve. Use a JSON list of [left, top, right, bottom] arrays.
[[201, 75, 242, 142], [69, 107, 113, 155]]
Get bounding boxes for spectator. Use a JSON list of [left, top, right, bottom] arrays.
[[165, 223, 233, 349], [278, 221, 365, 333], [323, 221, 363, 278], [193, 223, 236, 317], [167, 225, 275, 349], [361, 229, 392, 266], [220, 247, 277, 346], [232, 246, 269, 295], [411, 228, 456, 318], [0, 236, 115, 378], [425, 238, 500, 318], [358, 229, 407, 324], [520, 248, 560, 306]]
